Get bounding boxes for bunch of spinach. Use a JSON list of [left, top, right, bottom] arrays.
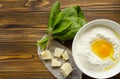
[[37, 1, 86, 50]]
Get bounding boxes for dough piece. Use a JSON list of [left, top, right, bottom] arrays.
[[51, 59, 61, 67], [62, 51, 69, 61], [41, 50, 52, 60], [60, 63, 73, 77], [54, 48, 64, 58]]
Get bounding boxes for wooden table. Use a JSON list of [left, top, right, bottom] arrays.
[[0, 0, 120, 79]]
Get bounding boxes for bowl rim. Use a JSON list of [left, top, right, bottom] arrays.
[[72, 19, 120, 78]]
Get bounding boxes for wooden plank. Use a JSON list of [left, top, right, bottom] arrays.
[[0, 0, 120, 12], [0, 41, 55, 78], [0, 12, 49, 26], [0, 42, 44, 71], [0, 45, 54, 78], [0, 27, 45, 42], [0, 11, 120, 26], [0, 71, 54, 79]]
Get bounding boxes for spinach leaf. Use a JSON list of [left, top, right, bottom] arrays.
[[37, 36, 48, 45], [65, 16, 86, 27], [57, 20, 84, 42], [53, 28, 78, 42], [52, 17, 80, 35], [52, 18, 72, 35], [78, 18, 86, 26], [53, 17, 86, 42], [61, 7, 78, 18], [48, 1, 60, 28], [73, 6, 85, 19], [37, 36, 48, 50], [53, 12, 63, 29], [39, 41, 48, 51]]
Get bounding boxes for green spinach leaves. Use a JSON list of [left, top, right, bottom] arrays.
[[48, 1, 60, 28], [37, 1, 86, 50]]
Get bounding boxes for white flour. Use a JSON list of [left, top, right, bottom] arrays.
[[77, 26, 120, 71]]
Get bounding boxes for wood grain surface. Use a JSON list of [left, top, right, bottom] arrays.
[[0, 0, 120, 79]]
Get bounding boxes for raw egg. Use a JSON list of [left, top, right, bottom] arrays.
[[91, 39, 114, 60]]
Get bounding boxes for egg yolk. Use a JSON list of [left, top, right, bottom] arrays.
[[91, 39, 114, 60]]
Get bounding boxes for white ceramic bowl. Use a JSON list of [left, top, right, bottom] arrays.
[[72, 19, 120, 79]]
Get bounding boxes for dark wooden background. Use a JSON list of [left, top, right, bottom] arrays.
[[0, 0, 120, 79]]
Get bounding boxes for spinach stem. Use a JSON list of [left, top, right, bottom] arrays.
[[45, 27, 53, 51]]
